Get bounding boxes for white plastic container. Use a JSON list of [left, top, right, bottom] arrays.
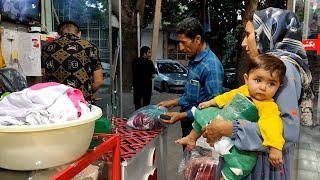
[[0, 105, 102, 171]]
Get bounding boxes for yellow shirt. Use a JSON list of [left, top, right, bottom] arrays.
[[214, 85, 284, 150]]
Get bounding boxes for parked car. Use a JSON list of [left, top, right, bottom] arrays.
[[154, 59, 188, 93], [223, 68, 236, 89]]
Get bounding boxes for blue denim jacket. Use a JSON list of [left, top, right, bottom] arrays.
[[178, 44, 224, 120]]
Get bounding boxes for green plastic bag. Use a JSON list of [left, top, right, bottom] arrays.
[[192, 106, 221, 133], [94, 117, 112, 134], [193, 93, 259, 180], [222, 147, 258, 180]]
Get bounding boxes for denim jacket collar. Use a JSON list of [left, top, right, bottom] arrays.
[[190, 43, 210, 64]]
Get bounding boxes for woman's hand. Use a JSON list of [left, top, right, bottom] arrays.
[[160, 112, 187, 124], [202, 118, 233, 146]]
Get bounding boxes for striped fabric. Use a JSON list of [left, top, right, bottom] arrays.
[[253, 7, 314, 126]]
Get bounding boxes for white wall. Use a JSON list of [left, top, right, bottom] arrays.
[[141, 29, 163, 60]]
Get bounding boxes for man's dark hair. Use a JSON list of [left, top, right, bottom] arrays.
[[176, 17, 205, 42], [57, 21, 80, 35], [140, 46, 150, 56]]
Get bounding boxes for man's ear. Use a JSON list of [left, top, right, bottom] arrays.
[[77, 31, 82, 38], [243, 73, 249, 85], [195, 35, 201, 44]]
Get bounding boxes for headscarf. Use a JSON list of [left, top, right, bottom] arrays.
[[253, 7, 315, 126]]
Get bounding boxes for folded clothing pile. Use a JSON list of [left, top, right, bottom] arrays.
[[0, 82, 90, 126]]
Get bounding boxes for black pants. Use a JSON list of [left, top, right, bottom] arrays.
[[180, 117, 193, 150], [133, 85, 152, 110]]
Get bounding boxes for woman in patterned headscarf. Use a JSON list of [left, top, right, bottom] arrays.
[[202, 7, 314, 180]]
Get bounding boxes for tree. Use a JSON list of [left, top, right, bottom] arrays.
[[120, 0, 288, 91], [121, 0, 146, 92], [235, 0, 259, 87], [235, 0, 288, 87], [258, 0, 287, 10], [121, 0, 187, 92]]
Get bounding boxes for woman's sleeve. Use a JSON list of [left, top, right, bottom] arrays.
[[231, 62, 301, 152]]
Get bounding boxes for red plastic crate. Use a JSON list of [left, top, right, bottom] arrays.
[[50, 134, 121, 180]]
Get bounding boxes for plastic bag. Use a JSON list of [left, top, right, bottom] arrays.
[[72, 164, 99, 180], [28, 164, 99, 180], [127, 105, 168, 130], [193, 93, 259, 180], [178, 145, 219, 180]]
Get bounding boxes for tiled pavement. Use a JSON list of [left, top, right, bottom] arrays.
[[295, 126, 320, 180]]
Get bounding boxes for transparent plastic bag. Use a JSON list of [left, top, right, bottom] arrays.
[[193, 93, 259, 180], [28, 164, 69, 180], [127, 105, 168, 130], [28, 164, 99, 180], [178, 145, 219, 180], [72, 164, 99, 180]]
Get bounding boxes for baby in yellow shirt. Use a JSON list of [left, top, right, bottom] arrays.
[[176, 53, 286, 167]]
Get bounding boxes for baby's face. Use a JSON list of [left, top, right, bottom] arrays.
[[244, 68, 281, 101]]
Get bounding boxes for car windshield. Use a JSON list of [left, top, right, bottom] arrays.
[[157, 63, 187, 73]]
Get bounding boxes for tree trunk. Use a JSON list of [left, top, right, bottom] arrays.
[[235, 0, 258, 87], [121, 0, 146, 92]]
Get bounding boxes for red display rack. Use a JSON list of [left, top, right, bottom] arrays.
[[50, 134, 121, 180]]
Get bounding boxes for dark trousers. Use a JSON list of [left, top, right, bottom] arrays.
[[180, 117, 193, 150], [133, 85, 152, 110]]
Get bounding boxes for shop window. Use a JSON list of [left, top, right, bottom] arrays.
[[295, 0, 320, 125]]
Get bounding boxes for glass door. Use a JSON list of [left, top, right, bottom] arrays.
[[43, 0, 122, 117], [294, 0, 320, 125]]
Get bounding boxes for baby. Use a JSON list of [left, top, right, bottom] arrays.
[[176, 53, 286, 170]]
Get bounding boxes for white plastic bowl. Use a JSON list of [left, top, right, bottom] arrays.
[[0, 105, 102, 171]]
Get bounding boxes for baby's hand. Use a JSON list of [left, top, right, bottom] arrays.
[[199, 101, 211, 109], [268, 147, 283, 167], [175, 136, 196, 148]]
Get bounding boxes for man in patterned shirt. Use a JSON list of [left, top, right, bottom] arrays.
[[41, 21, 103, 102], [158, 17, 224, 148]]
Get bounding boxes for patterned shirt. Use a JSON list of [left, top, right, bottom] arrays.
[[41, 33, 102, 101], [178, 44, 224, 120]]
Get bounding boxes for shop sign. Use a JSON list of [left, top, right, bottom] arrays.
[[302, 35, 320, 54]]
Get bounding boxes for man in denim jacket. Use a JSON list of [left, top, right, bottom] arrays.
[[158, 17, 224, 148]]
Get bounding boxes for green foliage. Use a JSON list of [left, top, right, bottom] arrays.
[[222, 23, 244, 66], [142, 0, 190, 28], [295, 1, 305, 23], [127, 0, 288, 64], [53, 0, 109, 26], [128, 0, 288, 65], [206, 0, 249, 63], [258, 0, 287, 10], [222, 32, 238, 66]]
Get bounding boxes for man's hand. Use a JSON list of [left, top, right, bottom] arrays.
[[202, 118, 232, 146], [268, 147, 283, 167], [157, 98, 179, 109], [160, 112, 187, 124]]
